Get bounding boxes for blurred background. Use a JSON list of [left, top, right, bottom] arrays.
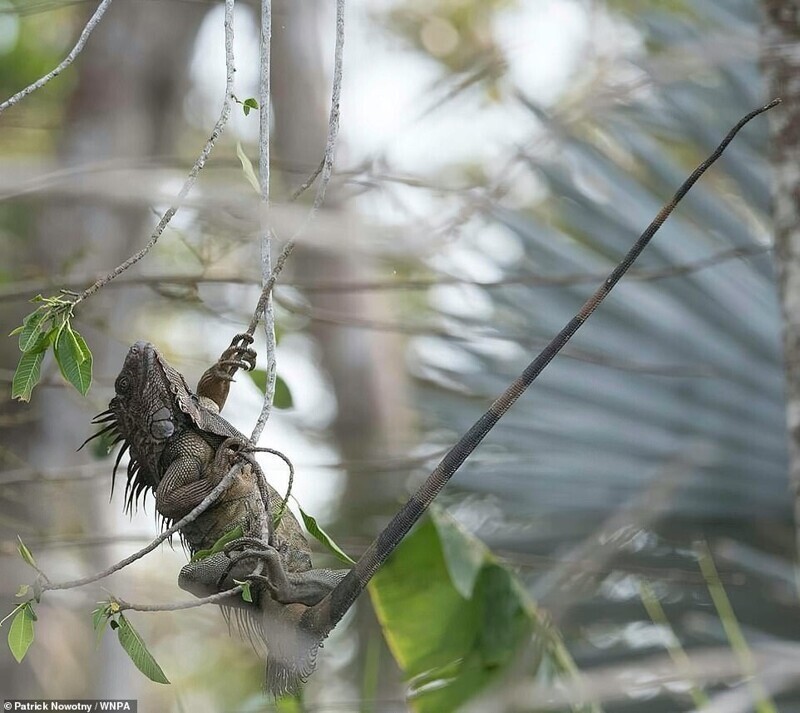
[[0, 0, 797, 710]]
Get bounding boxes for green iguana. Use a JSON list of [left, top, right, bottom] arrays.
[[87, 102, 776, 699], [85, 336, 349, 695]]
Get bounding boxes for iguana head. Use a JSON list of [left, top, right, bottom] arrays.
[[84, 341, 199, 512]]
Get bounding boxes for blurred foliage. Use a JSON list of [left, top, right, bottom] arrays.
[[374, 0, 794, 710], [0, 1, 78, 154], [382, 0, 512, 101], [370, 508, 590, 712]]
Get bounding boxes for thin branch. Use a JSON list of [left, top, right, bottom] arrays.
[[42, 463, 243, 592], [295, 243, 772, 293], [273, 290, 721, 377], [249, 446, 295, 523], [0, 0, 114, 115], [248, 0, 346, 443], [257, 0, 279, 431], [71, 0, 237, 305], [116, 585, 243, 613], [0, 242, 771, 303], [290, 158, 324, 201]]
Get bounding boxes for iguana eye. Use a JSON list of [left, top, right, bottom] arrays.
[[116, 375, 131, 393]]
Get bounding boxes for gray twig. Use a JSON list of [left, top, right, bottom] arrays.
[[0, 0, 114, 115], [116, 585, 244, 613], [256, 0, 279, 432], [248, 0, 346, 444], [73, 0, 237, 305], [0, 242, 771, 304]]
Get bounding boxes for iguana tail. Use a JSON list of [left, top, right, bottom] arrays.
[[301, 99, 782, 643]]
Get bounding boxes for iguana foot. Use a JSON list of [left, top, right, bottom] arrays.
[[213, 333, 257, 381], [197, 334, 256, 411], [216, 538, 280, 589], [216, 538, 349, 606]]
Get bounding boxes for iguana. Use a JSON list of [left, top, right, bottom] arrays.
[[88, 102, 775, 698], [85, 336, 349, 695]]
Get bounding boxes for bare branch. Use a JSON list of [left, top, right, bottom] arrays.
[[0, 0, 114, 115], [256, 0, 279, 430], [72, 0, 237, 305], [0, 242, 771, 304], [248, 0, 346, 444], [290, 158, 324, 201], [116, 585, 244, 613]]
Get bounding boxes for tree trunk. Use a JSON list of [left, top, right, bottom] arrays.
[[761, 2, 800, 551]]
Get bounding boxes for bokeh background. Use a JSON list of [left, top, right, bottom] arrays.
[[0, 0, 797, 710]]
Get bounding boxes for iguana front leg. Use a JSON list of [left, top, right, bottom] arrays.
[[154, 433, 218, 520], [197, 333, 257, 412]]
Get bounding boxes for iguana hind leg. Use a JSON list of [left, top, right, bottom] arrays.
[[180, 537, 349, 606]]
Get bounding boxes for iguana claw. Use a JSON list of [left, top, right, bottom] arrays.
[[216, 543, 281, 590]]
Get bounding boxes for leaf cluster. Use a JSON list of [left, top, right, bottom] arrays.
[[10, 294, 93, 401]]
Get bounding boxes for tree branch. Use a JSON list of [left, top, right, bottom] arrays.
[[72, 0, 237, 305], [0, 242, 771, 303], [116, 585, 244, 613], [0, 0, 114, 115], [256, 0, 279, 432], [248, 0, 346, 444]]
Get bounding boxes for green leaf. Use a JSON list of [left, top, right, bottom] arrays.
[[17, 536, 36, 568], [299, 506, 355, 565], [234, 579, 253, 603], [274, 375, 293, 409], [54, 326, 92, 396], [275, 694, 303, 712], [241, 97, 259, 117], [191, 524, 244, 562], [8, 602, 35, 663], [17, 310, 47, 352], [248, 368, 267, 391], [91, 607, 106, 632], [236, 141, 261, 194], [368, 509, 583, 713], [91, 606, 111, 646], [115, 614, 170, 684], [433, 513, 486, 599], [12, 349, 44, 402], [247, 370, 293, 409]]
